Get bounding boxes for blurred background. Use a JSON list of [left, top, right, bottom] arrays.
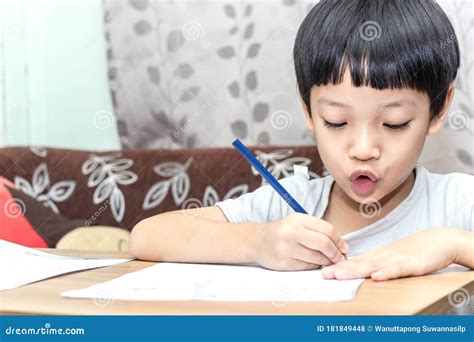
[[0, 0, 472, 251], [0, 0, 471, 173]]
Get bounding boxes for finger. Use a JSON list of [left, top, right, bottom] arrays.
[[285, 259, 322, 271], [298, 216, 343, 248], [371, 263, 415, 281], [321, 260, 353, 279], [371, 269, 392, 281], [338, 239, 350, 254], [321, 266, 336, 279], [296, 229, 346, 264], [292, 244, 332, 266], [333, 262, 377, 280]]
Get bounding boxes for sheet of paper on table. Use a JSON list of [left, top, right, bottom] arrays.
[[0, 239, 132, 291], [62, 262, 364, 302]]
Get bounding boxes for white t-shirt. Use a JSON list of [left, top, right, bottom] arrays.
[[215, 165, 473, 256]]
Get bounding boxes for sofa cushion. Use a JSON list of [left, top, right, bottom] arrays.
[[0, 177, 47, 247], [56, 226, 130, 251], [0, 183, 85, 248], [0, 145, 325, 231]]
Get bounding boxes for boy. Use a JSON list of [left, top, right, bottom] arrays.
[[130, 0, 473, 281]]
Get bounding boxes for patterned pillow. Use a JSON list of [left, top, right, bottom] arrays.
[[0, 146, 326, 229], [0, 177, 84, 248]]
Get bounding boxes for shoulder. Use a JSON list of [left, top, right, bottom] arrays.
[[418, 165, 473, 197], [278, 173, 331, 198], [279, 172, 325, 187], [214, 173, 331, 223], [417, 165, 473, 229]]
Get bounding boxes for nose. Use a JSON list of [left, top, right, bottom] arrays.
[[348, 125, 381, 161]]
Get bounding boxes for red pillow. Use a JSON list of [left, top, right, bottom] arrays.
[[0, 177, 84, 248]]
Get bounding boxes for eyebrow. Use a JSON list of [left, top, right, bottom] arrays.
[[316, 97, 417, 108]]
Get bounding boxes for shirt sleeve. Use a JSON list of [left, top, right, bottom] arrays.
[[466, 205, 473, 232], [215, 174, 310, 223], [453, 173, 474, 231], [463, 178, 474, 231]]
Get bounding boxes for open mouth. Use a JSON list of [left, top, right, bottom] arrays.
[[350, 174, 378, 195], [357, 175, 371, 180]]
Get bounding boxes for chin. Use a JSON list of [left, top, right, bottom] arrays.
[[347, 184, 385, 203]]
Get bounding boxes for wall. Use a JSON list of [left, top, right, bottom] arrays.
[[1, 0, 120, 151]]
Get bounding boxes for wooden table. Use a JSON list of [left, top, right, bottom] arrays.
[[1, 249, 473, 315]]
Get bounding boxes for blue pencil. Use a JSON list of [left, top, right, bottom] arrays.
[[232, 139, 308, 214]]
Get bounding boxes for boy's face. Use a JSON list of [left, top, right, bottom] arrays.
[[303, 70, 451, 203]]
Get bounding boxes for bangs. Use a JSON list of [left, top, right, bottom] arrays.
[[294, 0, 460, 117]]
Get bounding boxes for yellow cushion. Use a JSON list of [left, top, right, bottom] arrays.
[[56, 226, 129, 251]]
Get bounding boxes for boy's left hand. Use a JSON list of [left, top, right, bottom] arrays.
[[321, 228, 463, 281]]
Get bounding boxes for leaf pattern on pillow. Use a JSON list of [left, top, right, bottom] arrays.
[[14, 163, 76, 214], [29, 146, 48, 158], [202, 184, 249, 206], [253, 149, 319, 184], [82, 155, 138, 222], [143, 158, 193, 210]]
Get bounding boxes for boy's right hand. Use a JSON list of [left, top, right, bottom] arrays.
[[253, 213, 349, 271]]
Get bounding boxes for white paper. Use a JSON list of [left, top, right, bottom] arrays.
[[0, 239, 132, 291], [62, 262, 364, 302]]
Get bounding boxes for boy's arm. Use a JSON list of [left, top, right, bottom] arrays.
[[129, 206, 348, 270], [129, 206, 260, 264], [454, 229, 474, 269]]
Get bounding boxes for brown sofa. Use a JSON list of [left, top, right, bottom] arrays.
[[0, 145, 324, 249]]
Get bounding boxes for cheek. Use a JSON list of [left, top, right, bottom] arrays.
[[314, 130, 335, 158], [384, 129, 426, 164], [314, 131, 344, 174]]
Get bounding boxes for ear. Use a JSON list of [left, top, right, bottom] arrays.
[[428, 84, 456, 135], [299, 92, 315, 132]]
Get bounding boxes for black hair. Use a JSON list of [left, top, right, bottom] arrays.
[[294, 0, 460, 118]]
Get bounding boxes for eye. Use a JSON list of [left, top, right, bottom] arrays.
[[323, 119, 346, 129], [384, 121, 411, 130]]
